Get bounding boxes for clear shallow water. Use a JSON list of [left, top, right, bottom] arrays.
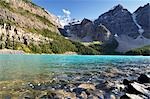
[[0, 55, 149, 81]]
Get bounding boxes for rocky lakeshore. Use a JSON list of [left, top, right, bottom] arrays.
[[0, 65, 150, 99]]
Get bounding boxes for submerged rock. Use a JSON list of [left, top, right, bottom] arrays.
[[120, 93, 144, 99], [38, 92, 60, 99], [20, 92, 35, 99], [78, 83, 96, 90], [80, 91, 88, 99], [72, 87, 86, 95]]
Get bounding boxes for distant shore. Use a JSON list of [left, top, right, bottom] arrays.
[[0, 49, 149, 56], [0, 50, 78, 55], [0, 49, 25, 54]]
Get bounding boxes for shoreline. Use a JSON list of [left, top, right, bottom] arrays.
[[0, 49, 25, 54], [0, 49, 149, 56]]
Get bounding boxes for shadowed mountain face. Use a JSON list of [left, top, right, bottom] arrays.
[[94, 4, 139, 39], [135, 3, 150, 39], [64, 18, 112, 42], [63, 4, 150, 52]]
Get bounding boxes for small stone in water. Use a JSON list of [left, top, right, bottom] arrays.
[[38, 83, 41, 86], [29, 83, 34, 88]]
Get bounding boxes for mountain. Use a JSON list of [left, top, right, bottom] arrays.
[[64, 18, 112, 42], [63, 4, 150, 53], [114, 4, 150, 52], [94, 4, 139, 39]]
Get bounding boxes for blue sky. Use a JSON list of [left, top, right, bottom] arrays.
[[32, 0, 149, 20]]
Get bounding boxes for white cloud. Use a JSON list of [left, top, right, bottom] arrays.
[[62, 9, 71, 16], [58, 9, 71, 27]]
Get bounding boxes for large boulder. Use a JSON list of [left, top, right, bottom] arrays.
[[138, 74, 150, 83], [125, 82, 150, 97]]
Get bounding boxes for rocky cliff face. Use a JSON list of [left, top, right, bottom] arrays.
[[0, 0, 58, 53], [4, 0, 60, 27], [0, 23, 52, 49], [0, 0, 60, 33]]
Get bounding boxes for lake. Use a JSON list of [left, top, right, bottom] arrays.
[[0, 55, 149, 81]]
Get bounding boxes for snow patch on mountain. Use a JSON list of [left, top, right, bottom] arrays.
[[132, 13, 144, 35]]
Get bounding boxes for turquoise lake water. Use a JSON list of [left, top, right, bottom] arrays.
[[0, 55, 150, 81]]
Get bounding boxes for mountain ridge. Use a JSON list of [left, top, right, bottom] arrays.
[[63, 3, 150, 53]]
